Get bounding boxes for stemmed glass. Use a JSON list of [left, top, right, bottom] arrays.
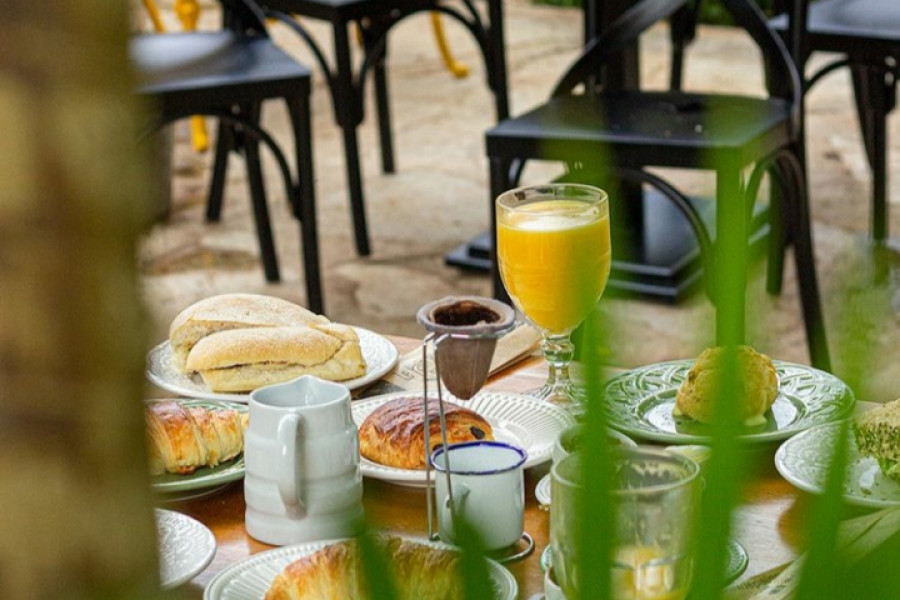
[[496, 183, 611, 409]]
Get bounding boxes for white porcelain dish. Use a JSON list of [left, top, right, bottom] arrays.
[[146, 326, 399, 402], [156, 508, 216, 589], [352, 391, 576, 487], [203, 536, 517, 600]]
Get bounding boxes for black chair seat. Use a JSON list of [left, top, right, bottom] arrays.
[[131, 0, 324, 313], [487, 92, 793, 168], [771, 0, 900, 56], [132, 33, 311, 114]]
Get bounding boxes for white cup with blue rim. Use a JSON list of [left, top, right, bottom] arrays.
[[431, 441, 527, 551]]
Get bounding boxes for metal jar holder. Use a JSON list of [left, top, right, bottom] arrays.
[[417, 296, 534, 564]]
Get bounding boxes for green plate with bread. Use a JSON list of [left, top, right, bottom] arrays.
[[602, 356, 854, 445]]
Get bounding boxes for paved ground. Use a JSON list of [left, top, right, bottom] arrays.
[[138, 0, 900, 402]]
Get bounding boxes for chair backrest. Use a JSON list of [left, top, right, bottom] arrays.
[[553, 0, 801, 110], [219, 0, 270, 38]]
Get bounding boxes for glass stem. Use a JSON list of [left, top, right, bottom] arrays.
[[540, 334, 575, 403]]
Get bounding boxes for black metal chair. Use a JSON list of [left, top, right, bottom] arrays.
[[485, 0, 830, 369], [259, 0, 510, 258], [771, 0, 900, 243], [131, 0, 324, 313]]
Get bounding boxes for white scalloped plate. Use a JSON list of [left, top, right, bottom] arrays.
[[775, 422, 900, 509], [203, 537, 517, 600], [146, 327, 399, 402], [352, 391, 576, 487], [156, 508, 216, 589]]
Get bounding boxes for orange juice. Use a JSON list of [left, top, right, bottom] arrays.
[[497, 199, 611, 334], [612, 545, 689, 600]]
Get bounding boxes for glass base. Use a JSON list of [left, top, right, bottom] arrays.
[[529, 381, 586, 418]]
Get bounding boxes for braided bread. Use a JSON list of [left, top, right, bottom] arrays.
[[265, 536, 464, 600], [146, 400, 247, 475]]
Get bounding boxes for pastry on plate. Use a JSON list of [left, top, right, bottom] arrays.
[[168, 293, 328, 371], [673, 345, 778, 426], [359, 396, 494, 469], [146, 400, 248, 475], [265, 536, 464, 600], [185, 323, 366, 392], [855, 399, 900, 482]]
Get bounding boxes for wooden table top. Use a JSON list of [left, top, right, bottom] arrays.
[[167, 335, 826, 599]]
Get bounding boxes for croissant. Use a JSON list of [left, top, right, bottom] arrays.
[[358, 396, 494, 469], [265, 536, 464, 600], [146, 400, 247, 475]]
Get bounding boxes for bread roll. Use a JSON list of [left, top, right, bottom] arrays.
[[359, 396, 493, 469], [674, 345, 778, 426], [168, 293, 328, 371], [185, 323, 366, 392], [146, 400, 247, 475], [265, 536, 463, 600]]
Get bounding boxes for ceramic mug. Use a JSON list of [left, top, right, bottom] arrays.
[[244, 375, 364, 546], [551, 448, 700, 600], [431, 441, 527, 551]]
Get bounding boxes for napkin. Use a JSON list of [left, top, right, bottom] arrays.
[[356, 323, 541, 399], [726, 507, 900, 599]]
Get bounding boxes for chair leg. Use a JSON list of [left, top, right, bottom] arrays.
[[489, 157, 513, 304], [372, 44, 395, 175], [286, 93, 324, 315], [242, 104, 281, 283], [780, 150, 831, 371], [851, 62, 890, 242], [207, 121, 233, 222], [714, 162, 748, 346], [766, 164, 789, 296], [334, 23, 371, 256]]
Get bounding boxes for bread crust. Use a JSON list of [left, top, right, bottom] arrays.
[[185, 324, 366, 392], [359, 396, 494, 469], [264, 536, 463, 600], [674, 346, 778, 425], [168, 293, 328, 371], [146, 400, 247, 475]]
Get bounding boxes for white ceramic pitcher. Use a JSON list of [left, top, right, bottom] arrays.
[[245, 375, 363, 546]]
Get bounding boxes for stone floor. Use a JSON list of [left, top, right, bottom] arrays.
[[138, 0, 900, 402]]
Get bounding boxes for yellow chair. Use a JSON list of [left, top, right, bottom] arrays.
[[430, 13, 469, 78], [141, 0, 210, 152]]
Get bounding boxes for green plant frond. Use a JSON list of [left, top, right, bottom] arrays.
[[576, 308, 615, 600]]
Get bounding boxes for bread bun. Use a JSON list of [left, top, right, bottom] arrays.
[[265, 536, 463, 600], [674, 345, 778, 425], [168, 293, 327, 371], [359, 396, 494, 469], [185, 323, 366, 392]]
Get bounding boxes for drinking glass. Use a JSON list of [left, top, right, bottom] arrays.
[[551, 448, 700, 600], [496, 183, 611, 408]]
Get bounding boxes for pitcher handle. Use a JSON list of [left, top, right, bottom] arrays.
[[276, 413, 305, 512]]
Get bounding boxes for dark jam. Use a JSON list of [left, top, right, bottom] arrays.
[[433, 301, 500, 327]]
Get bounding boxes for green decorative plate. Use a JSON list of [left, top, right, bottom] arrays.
[[602, 360, 853, 444], [775, 422, 900, 509], [539, 539, 748, 583], [150, 399, 247, 496]]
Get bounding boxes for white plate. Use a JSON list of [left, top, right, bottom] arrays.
[[352, 391, 576, 487], [203, 536, 517, 600], [535, 473, 552, 507], [775, 421, 900, 509], [156, 508, 216, 589], [146, 326, 399, 402]]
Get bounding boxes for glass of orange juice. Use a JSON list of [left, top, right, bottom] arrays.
[[496, 183, 611, 407]]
